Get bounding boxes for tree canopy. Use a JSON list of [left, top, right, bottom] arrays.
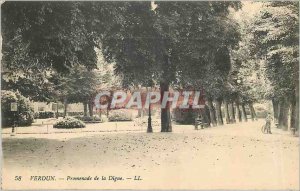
[[1, 1, 298, 132]]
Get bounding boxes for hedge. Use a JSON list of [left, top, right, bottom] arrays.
[[74, 115, 99, 122], [34, 111, 55, 119], [67, 112, 84, 116]]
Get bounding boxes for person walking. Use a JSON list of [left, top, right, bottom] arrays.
[[265, 112, 273, 134]]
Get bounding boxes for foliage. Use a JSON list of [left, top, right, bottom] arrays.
[[53, 117, 85, 128], [74, 115, 103, 123], [34, 111, 55, 119], [1, 2, 120, 104], [1, 2, 97, 73], [67, 112, 84, 116], [1, 90, 34, 127], [156, 2, 241, 88], [228, 2, 299, 105], [1, 70, 56, 102], [94, 2, 241, 131], [98, 2, 241, 89], [49, 49, 120, 106], [2, 1, 241, 93], [251, 2, 299, 101], [4, 2, 297, 130], [108, 109, 133, 122], [50, 66, 99, 104], [95, 2, 159, 87]]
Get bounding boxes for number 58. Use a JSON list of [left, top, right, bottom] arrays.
[[15, 176, 22, 181]]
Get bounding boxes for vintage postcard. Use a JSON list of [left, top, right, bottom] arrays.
[[1, 1, 299, 190]]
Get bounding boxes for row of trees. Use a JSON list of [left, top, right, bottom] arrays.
[[95, 2, 244, 132], [2, 2, 298, 132], [2, 48, 118, 118], [232, 2, 299, 131]]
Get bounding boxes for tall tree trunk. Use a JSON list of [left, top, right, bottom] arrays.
[[63, 97, 68, 118], [276, 102, 281, 128], [56, 102, 59, 119], [241, 103, 248, 122], [249, 103, 256, 121], [272, 99, 279, 124], [160, 81, 172, 132], [147, 87, 153, 133], [291, 55, 299, 134], [295, 75, 299, 132], [290, 96, 296, 133], [296, 89, 299, 133], [147, 103, 153, 133], [83, 102, 88, 117], [224, 99, 230, 124], [207, 99, 217, 126], [235, 100, 242, 122], [228, 102, 236, 123], [88, 101, 93, 117], [278, 97, 289, 130], [204, 105, 211, 127], [215, 99, 223, 125]]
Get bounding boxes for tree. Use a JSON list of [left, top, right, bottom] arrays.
[[251, 2, 299, 131], [50, 59, 116, 118], [1, 2, 98, 74], [154, 2, 241, 130], [97, 1, 241, 131], [1, 69, 56, 102], [2, 2, 244, 133], [1, 90, 34, 127], [1, 1, 100, 112]]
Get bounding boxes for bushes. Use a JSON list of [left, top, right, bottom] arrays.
[[1, 90, 34, 127], [39, 111, 55, 119], [34, 111, 84, 119], [74, 115, 108, 123], [74, 115, 101, 123], [53, 117, 85, 129], [57, 112, 64, 118], [34, 111, 65, 119], [33, 112, 39, 119], [34, 111, 55, 119], [108, 109, 133, 122], [67, 112, 84, 116]]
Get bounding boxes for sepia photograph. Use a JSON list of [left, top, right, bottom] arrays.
[[1, 1, 299, 190]]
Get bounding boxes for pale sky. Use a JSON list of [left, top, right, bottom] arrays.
[[233, 1, 264, 20]]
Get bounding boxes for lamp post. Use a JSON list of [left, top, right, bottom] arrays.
[[147, 102, 153, 133], [10, 102, 18, 136], [147, 80, 154, 133]]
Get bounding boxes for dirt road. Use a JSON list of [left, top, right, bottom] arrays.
[[2, 120, 299, 190]]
